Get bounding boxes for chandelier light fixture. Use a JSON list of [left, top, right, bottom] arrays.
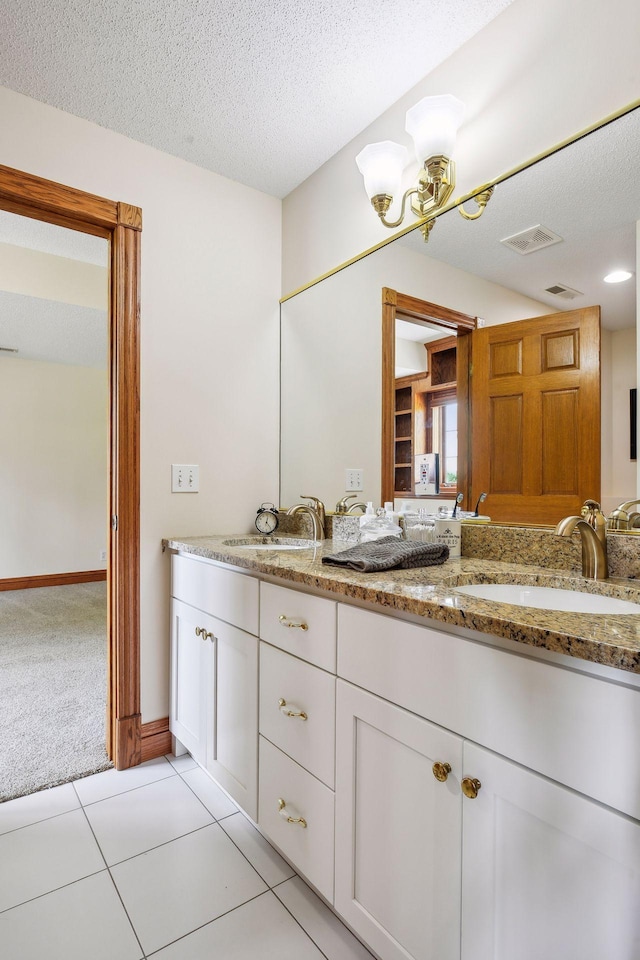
[[355, 94, 494, 241]]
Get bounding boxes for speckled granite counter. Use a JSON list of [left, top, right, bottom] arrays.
[[164, 535, 640, 674]]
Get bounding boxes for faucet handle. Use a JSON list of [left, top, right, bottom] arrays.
[[300, 495, 326, 519], [582, 500, 606, 540], [335, 494, 357, 514]]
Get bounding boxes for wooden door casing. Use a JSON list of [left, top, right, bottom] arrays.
[[0, 163, 141, 770]]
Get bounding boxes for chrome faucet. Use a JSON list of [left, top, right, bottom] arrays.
[[607, 499, 640, 530], [286, 496, 326, 541], [555, 499, 608, 580]]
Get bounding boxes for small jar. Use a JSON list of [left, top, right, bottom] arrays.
[[405, 509, 435, 542]]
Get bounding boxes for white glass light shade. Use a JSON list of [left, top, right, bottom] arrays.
[[355, 141, 408, 200], [405, 94, 465, 164]]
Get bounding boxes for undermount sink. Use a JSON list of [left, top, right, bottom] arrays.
[[222, 537, 318, 551], [454, 583, 640, 614]]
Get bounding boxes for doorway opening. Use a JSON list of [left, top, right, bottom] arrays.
[[0, 163, 143, 781]]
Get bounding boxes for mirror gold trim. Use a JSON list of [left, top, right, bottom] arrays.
[[280, 96, 640, 305]]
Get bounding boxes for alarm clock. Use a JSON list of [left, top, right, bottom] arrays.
[[255, 502, 279, 535]]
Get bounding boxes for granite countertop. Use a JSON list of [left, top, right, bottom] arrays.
[[164, 534, 640, 674]]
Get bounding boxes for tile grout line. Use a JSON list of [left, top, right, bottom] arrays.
[[75, 761, 177, 808], [74, 780, 148, 959], [272, 880, 377, 960], [143, 889, 273, 958], [0, 866, 107, 917]]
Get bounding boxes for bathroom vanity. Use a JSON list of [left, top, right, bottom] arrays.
[[165, 535, 640, 960]]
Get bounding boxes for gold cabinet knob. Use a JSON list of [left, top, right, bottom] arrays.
[[461, 777, 482, 799], [279, 614, 309, 631], [432, 761, 452, 782], [195, 626, 214, 641]]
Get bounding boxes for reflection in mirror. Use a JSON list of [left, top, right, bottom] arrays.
[[280, 105, 640, 525]]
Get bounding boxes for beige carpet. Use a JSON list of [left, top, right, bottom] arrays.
[[0, 581, 112, 802]]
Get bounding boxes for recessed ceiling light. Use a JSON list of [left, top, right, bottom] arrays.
[[603, 270, 633, 283]]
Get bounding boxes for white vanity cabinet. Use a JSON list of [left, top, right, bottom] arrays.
[[461, 742, 640, 960], [169, 597, 213, 767], [257, 581, 337, 902], [336, 604, 640, 960], [334, 680, 463, 960], [169, 551, 640, 960], [169, 554, 259, 819]]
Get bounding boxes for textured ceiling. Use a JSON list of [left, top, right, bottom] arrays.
[[401, 107, 640, 331], [0, 211, 108, 265], [0, 0, 515, 198], [0, 290, 107, 368]]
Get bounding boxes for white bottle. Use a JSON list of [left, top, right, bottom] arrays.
[[360, 502, 376, 527]]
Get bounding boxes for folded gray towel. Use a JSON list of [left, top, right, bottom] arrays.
[[322, 536, 449, 572]]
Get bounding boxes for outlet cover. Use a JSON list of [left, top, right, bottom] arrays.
[[172, 464, 200, 493], [345, 468, 364, 491]]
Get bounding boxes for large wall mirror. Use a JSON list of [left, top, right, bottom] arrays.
[[280, 105, 640, 526]]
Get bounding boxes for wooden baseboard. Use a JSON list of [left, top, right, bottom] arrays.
[[0, 569, 107, 592], [141, 717, 172, 763]]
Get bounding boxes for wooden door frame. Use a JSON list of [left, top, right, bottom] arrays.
[[381, 287, 476, 505], [0, 163, 142, 770]]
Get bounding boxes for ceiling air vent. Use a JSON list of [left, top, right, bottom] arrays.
[[500, 224, 563, 255], [544, 283, 583, 301]]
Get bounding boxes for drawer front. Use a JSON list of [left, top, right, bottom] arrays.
[[338, 604, 640, 821], [258, 736, 335, 902], [172, 553, 258, 634], [260, 582, 336, 671], [259, 643, 336, 788]]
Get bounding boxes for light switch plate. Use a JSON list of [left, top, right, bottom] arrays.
[[171, 464, 200, 492], [345, 468, 363, 491]]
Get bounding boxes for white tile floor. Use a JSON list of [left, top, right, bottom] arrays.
[[0, 756, 376, 959]]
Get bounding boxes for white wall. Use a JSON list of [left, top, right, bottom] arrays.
[[0, 85, 282, 723], [282, 0, 640, 292], [0, 357, 108, 578], [600, 327, 637, 515]]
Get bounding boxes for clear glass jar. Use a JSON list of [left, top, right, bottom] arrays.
[[404, 508, 435, 542]]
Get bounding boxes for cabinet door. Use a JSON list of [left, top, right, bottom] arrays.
[[335, 680, 463, 960], [461, 742, 640, 960], [206, 617, 258, 821], [170, 598, 214, 767]]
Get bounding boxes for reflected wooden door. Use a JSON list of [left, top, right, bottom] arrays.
[[469, 307, 600, 525]]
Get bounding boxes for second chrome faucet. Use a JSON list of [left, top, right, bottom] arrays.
[[555, 499, 608, 580]]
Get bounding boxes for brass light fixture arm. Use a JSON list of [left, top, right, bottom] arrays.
[[458, 186, 495, 221], [372, 187, 419, 229]]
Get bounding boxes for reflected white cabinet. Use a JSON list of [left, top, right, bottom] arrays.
[[461, 742, 640, 960], [335, 680, 463, 960]]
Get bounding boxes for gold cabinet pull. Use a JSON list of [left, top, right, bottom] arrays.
[[461, 777, 482, 799], [278, 698, 308, 720], [432, 761, 452, 782], [277, 798, 307, 828], [194, 626, 214, 641], [278, 614, 309, 631]]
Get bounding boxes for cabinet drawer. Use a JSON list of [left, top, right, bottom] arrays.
[[260, 582, 336, 671], [260, 643, 336, 788], [258, 736, 334, 903], [172, 553, 258, 635], [338, 604, 640, 820]]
